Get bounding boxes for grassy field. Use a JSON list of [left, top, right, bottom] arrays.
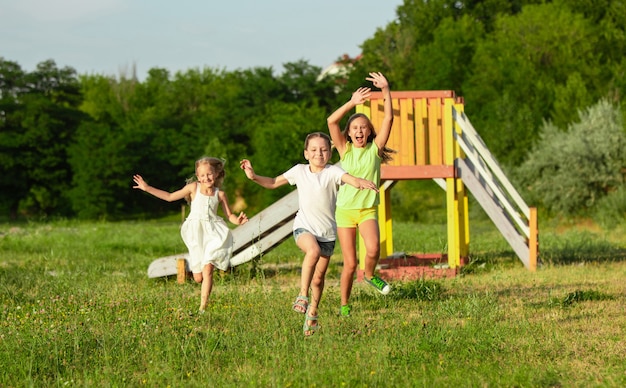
[[1, 217, 626, 387]]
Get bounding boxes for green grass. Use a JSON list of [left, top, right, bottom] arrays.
[[1, 218, 626, 387]]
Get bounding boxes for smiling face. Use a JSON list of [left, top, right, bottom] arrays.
[[303, 134, 332, 172], [195, 163, 217, 188], [346, 114, 373, 148], [194, 157, 225, 188]]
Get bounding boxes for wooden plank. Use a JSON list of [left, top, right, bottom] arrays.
[[230, 219, 294, 266], [388, 97, 402, 166], [453, 107, 530, 218], [454, 131, 530, 237], [398, 97, 415, 166], [428, 98, 443, 165], [148, 254, 188, 278], [415, 97, 428, 165], [369, 90, 456, 99], [457, 158, 530, 269], [147, 219, 294, 276], [231, 189, 299, 251], [148, 188, 301, 277], [529, 207, 538, 272], [381, 165, 455, 180], [177, 258, 187, 283]]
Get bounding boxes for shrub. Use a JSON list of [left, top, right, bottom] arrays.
[[515, 99, 625, 216]]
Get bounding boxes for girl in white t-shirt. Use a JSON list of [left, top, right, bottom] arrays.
[[240, 132, 377, 336]]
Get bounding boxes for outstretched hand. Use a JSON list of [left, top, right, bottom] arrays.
[[366, 72, 389, 90], [357, 178, 379, 192], [350, 87, 371, 106], [240, 159, 255, 180], [132, 174, 149, 191], [236, 211, 249, 225]]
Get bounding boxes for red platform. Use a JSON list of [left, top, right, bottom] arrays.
[[356, 253, 467, 281]]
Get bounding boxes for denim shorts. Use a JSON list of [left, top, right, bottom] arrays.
[[293, 228, 335, 257]]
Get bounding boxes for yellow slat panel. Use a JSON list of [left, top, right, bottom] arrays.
[[398, 97, 415, 165], [428, 98, 443, 165], [415, 98, 428, 165]]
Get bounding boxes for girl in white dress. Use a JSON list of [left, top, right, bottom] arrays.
[[133, 157, 248, 312], [240, 132, 377, 336]]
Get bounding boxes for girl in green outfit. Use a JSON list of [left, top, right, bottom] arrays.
[[326, 72, 395, 316]]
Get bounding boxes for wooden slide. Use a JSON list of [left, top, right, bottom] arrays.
[[147, 189, 299, 278]]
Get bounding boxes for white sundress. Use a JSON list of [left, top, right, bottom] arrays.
[[180, 184, 233, 273]]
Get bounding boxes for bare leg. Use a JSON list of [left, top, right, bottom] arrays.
[[199, 263, 214, 312], [338, 227, 358, 307], [358, 219, 380, 279], [304, 255, 329, 336], [295, 233, 321, 299], [307, 255, 330, 318]]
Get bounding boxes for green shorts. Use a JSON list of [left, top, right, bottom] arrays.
[[335, 207, 377, 228]]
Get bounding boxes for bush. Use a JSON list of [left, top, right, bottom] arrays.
[[594, 184, 626, 228], [515, 99, 625, 216]]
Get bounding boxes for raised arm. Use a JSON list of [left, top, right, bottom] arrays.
[[327, 87, 371, 156], [133, 174, 192, 202], [217, 190, 248, 225], [340, 173, 379, 192], [240, 159, 288, 189], [366, 72, 394, 152]]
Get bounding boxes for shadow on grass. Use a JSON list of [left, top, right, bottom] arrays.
[[541, 245, 626, 266], [460, 238, 626, 275], [354, 279, 448, 303]]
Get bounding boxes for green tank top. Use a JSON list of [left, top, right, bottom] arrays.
[[336, 142, 381, 209]]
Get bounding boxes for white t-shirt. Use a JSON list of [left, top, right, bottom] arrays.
[[282, 164, 346, 242]]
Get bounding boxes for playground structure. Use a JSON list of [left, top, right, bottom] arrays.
[[148, 90, 538, 282], [355, 90, 538, 280]]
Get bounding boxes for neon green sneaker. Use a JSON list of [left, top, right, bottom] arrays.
[[365, 275, 391, 295], [340, 305, 351, 317]]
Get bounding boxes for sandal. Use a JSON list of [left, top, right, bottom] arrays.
[[292, 295, 308, 314], [303, 313, 319, 337]]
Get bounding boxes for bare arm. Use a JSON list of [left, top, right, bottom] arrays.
[[340, 173, 379, 192], [132, 174, 192, 202], [367, 72, 394, 153], [217, 190, 248, 225], [240, 159, 288, 189], [327, 87, 371, 157]]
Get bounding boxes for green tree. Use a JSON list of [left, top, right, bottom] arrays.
[[0, 59, 28, 218], [241, 101, 329, 213], [0, 59, 84, 218], [464, 3, 598, 165]]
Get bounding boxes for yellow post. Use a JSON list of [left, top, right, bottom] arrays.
[[177, 258, 187, 284], [358, 184, 392, 270], [378, 182, 394, 259], [444, 98, 461, 268], [454, 101, 470, 259], [529, 207, 538, 271]]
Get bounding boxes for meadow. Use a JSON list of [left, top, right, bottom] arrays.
[[1, 216, 625, 387]]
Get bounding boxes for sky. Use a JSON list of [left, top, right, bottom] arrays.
[[1, 0, 404, 81]]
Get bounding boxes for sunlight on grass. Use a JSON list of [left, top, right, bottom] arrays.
[[1, 219, 626, 386]]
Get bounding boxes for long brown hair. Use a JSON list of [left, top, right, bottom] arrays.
[[342, 113, 395, 164]]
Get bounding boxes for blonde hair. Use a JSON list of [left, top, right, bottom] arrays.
[[184, 157, 226, 203]]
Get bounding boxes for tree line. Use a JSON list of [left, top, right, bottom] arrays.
[[1, 0, 625, 221]]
